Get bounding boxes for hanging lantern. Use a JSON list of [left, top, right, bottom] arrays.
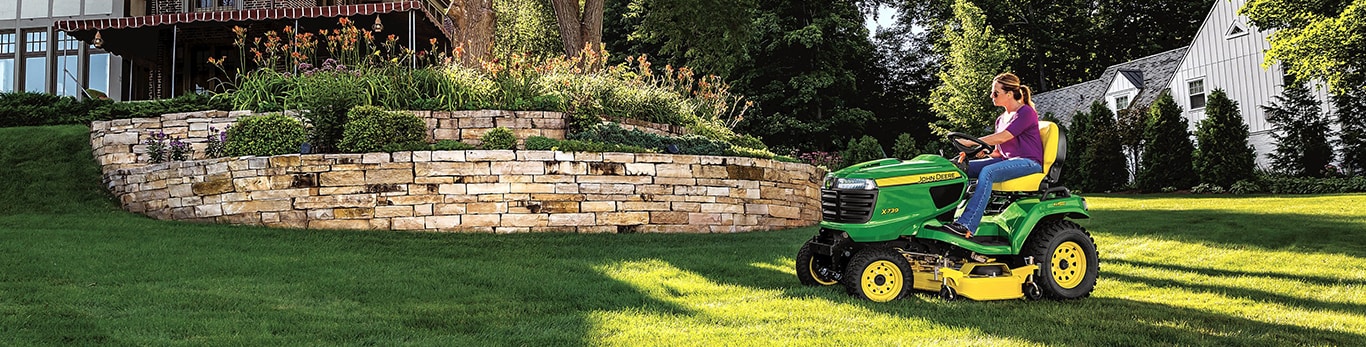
[[92, 31, 104, 48], [372, 17, 384, 32]]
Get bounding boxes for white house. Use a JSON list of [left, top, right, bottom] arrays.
[[1035, 0, 1336, 169]]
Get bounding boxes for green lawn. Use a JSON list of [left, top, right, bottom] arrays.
[[3, 125, 1365, 346]]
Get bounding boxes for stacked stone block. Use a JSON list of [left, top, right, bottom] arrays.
[[91, 111, 822, 233], [102, 150, 822, 233]]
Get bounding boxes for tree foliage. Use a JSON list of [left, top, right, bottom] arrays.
[[842, 135, 886, 168], [1137, 92, 1198, 192], [492, 0, 562, 59], [1194, 89, 1257, 187], [1059, 109, 1090, 187], [929, 0, 1015, 136], [1263, 81, 1335, 177], [1080, 102, 1129, 192], [1241, 0, 1366, 92], [620, 0, 756, 77], [1332, 87, 1366, 176], [891, 133, 924, 159]]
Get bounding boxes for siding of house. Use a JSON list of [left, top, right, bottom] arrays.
[[1165, 0, 1339, 167]]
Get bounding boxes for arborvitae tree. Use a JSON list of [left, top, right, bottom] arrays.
[[841, 135, 886, 167], [1194, 89, 1257, 187], [1263, 81, 1334, 177], [1331, 86, 1366, 176], [1116, 107, 1146, 179], [1081, 102, 1129, 192], [1137, 92, 1198, 192], [891, 133, 923, 159], [1059, 109, 1091, 188]]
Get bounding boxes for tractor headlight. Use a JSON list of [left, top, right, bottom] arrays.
[[834, 177, 877, 190], [1080, 198, 1088, 211]]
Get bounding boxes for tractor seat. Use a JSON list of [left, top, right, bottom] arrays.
[[993, 121, 1066, 192]]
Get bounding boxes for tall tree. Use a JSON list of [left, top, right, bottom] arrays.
[[1332, 86, 1366, 176], [1059, 109, 1090, 188], [929, 0, 1015, 135], [1137, 92, 1198, 192], [491, 0, 561, 59], [1194, 89, 1257, 187], [1081, 102, 1129, 192], [449, 0, 497, 64], [1242, 0, 1366, 92], [1264, 81, 1335, 177], [730, 0, 884, 151], [620, 0, 756, 78], [550, 0, 605, 56], [867, 4, 941, 153]]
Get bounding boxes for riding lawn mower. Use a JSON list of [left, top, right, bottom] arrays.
[[797, 121, 1098, 301]]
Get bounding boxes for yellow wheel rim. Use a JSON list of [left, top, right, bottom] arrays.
[[1052, 241, 1087, 289], [808, 257, 838, 286], [860, 260, 904, 302]]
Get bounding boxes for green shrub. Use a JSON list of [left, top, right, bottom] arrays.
[[841, 135, 885, 168], [1191, 183, 1226, 194], [891, 133, 922, 159], [481, 127, 518, 150], [1194, 89, 1257, 187], [288, 70, 366, 153], [523, 135, 652, 153], [433, 140, 476, 151], [1081, 102, 1130, 192], [731, 134, 768, 151], [1230, 179, 1263, 194], [338, 106, 427, 153], [381, 141, 433, 152], [1264, 82, 1334, 177], [1137, 93, 1199, 192], [223, 114, 307, 156]]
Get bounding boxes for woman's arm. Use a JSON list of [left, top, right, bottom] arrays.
[[954, 130, 1016, 147]]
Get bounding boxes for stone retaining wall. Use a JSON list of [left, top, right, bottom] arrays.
[[101, 151, 822, 233], [90, 110, 569, 171]]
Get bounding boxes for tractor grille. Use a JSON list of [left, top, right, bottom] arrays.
[[821, 189, 878, 223]]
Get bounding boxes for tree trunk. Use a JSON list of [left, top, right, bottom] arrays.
[[550, 0, 603, 57], [448, 0, 495, 65]]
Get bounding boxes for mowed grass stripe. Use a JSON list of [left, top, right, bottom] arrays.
[[1, 125, 1363, 345]]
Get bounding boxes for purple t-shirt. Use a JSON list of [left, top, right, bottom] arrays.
[[995, 104, 1044, 165]]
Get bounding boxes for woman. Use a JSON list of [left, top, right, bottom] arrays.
[[942, 73, 1043, 238]]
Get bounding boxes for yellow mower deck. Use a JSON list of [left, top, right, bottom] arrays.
[[910, 260, 1038, 301]]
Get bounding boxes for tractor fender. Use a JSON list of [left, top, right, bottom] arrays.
[[1009, 196, 1090, 253]]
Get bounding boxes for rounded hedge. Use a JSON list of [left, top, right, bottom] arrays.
[[223, 113, 307, 157], [338, 106, 428, 153], [481, 127, 517, 150]]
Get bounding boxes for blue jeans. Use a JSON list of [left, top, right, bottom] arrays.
[[957, 157, 1042, 232]]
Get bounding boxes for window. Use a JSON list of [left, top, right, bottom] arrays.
[[196, 0, 236, 11], [1114, 95, 1130, 110], [0, 32, 12, 92], [1226, 22, 1249, 39], [23, 30, 46, 92], [1188, 79, 1206, 109], [56, 32, 80, 96], [0, 32, 15, 54], [88, 53, 110, 95]]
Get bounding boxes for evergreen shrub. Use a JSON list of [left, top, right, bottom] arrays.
[[338, 106, 427, 153], [223, 114, 307, 156]]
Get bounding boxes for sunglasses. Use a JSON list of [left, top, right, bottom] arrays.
[[986, 90, 1001, 98]]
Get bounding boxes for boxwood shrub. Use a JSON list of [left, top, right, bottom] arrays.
[[223, 113, 307, 156], [338, 106, 427, 153], [481, 127, 517, 150]]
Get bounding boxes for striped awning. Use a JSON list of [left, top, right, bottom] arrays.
[[55, 2, 424, 32]]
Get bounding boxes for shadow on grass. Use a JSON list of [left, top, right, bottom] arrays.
[[1083, 208, 1366, 259], [1109, 258, 1366, 288], [687, 246, 1366, 346]]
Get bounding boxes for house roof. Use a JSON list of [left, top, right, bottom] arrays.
[[1032, 46, 1189, 126]]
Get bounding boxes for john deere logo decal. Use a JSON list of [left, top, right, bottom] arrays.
[[875, 171, 963, 187]]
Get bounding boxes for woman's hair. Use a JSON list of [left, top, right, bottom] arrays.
[[993, 73, 1033, 107]]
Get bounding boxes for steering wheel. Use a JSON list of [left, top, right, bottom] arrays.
[[946, 132, 992, 172], [946, 132, 992, 157]]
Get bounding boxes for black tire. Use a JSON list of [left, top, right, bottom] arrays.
[[841, 247, 913, 302], [1021, 219, 1099, 300], [796, 240, 841, 286]]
